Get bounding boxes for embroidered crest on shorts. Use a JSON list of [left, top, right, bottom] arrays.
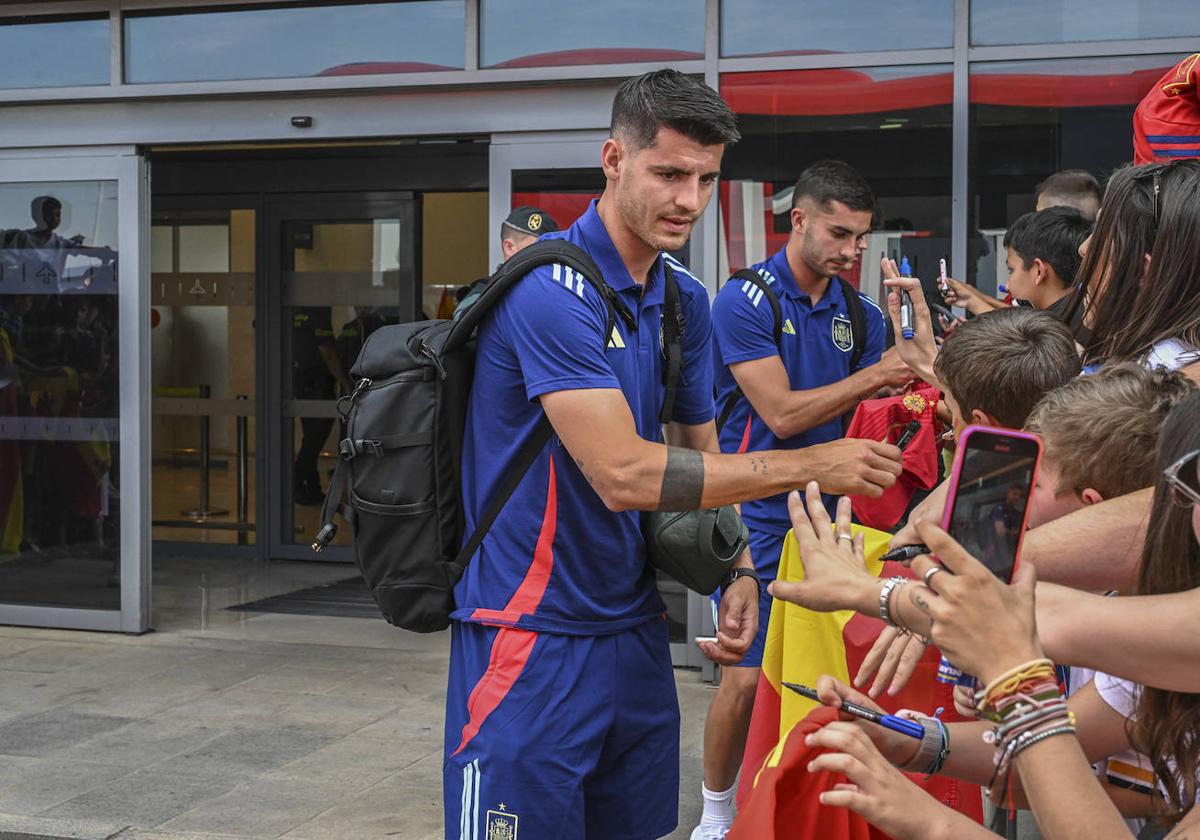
[[831, 314, 853, 352], [486, 805, 518, 840]]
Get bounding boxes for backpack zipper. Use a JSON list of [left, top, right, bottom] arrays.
[[420, 342, 448, 380]]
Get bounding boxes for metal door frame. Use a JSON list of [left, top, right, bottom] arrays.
[[0, 146, 150, 633], [263, 191, 418, 562]]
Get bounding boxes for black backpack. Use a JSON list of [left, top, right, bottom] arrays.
[[312, 239, 684, 632], [715, 268, 867, 433]]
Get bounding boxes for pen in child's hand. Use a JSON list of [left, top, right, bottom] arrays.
[[783, 682, 925, 740]]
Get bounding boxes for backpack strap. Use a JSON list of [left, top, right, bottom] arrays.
[[659, 264, 684, 425], [715, 269, 783, 433], [451, 414, 553, 573], [440, 239, 633, 571], [838, 276, 868, 372], [445, 238, 635, 353]]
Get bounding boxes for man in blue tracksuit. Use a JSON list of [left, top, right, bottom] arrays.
[[445, 78, 904, 839], [691, 161, 913, 840]]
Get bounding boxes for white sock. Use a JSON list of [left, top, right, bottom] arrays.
[[700, 782, 736, 826]]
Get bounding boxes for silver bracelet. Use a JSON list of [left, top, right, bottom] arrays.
[[879, 576, 907, 629], [1009, 724, 1077, 761]]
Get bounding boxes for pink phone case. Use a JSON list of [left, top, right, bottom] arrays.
[[939, 424, 1043, 582]]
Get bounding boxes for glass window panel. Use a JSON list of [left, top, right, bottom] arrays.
[[720, 66, 953, 308], [0, 181, 120, 609], [0, 16, 109, 89], [151, 210, 258, 547], [421, 193, 487, 320], [125, 1, 465, 84], [480, 0, 703, 68], [178, 225, 230, 274], [968, 54, 1183, 290], [972, 0, 1200, 46], [151, 226, 174, 274], [722, 0, 952, 57]]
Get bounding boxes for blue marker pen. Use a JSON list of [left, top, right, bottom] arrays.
[[784, 682, 925, 740], [898, 256, 915, 340]]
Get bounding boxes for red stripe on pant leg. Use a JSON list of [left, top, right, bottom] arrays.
[[737, 414, 753, 454], [452, 627, 538, 757]]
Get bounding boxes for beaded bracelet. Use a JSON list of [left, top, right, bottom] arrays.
[[1009, 723, 1077, 761]]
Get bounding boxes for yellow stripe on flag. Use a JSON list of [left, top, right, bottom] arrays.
[[760, 524, 893, 757]]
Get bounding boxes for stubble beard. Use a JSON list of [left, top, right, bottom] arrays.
[[617, 187, 690, 254], [801, 234, 838, 280]]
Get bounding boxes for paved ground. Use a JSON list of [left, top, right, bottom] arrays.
[[0, 563, 715, 840]]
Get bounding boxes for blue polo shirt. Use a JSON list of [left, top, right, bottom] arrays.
[[451, 201, 715, 635], [712, 247, 885, 538]]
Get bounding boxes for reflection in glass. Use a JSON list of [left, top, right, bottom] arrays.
[[150, 209, 258, 546], [721, 0, 952, 57], [0, 182, 120, 609], [481, 0, 703, 68], [968, 54, 1182, 290], [125, 1, 464, 84], [972, 0, 1200, 46], [720, 66, 953, 306], [0, 16, 109, 89]]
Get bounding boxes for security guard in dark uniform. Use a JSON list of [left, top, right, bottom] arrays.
[[453, 206, 559, 319], [292, 306, 348, 505]]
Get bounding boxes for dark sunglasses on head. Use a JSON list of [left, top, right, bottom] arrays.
[[1164, 448, 1200, 508]]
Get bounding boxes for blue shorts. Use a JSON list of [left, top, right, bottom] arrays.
[[710, 529, 783, 669], [444, 618, 680, 840]]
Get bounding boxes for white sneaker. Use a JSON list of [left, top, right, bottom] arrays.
[[690, 823, 730, 840]]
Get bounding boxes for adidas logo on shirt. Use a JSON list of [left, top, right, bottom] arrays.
[[782, 318, 796, 335], [607, 326, 626, 349]]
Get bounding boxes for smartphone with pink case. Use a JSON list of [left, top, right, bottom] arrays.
[[939, 425, 1043, 583]]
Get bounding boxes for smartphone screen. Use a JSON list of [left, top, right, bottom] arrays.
[[942, 427, 1041, 582]]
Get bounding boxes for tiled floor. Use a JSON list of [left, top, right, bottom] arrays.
[[0, 554, 714, 839]]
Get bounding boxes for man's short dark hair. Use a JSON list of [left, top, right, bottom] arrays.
[[610, 69, 740, 150], [790, 160, 875, 214], [1003, 207, 1092, 287], [934, 307, 1081, 429], [1035, 169, 1101, 214]]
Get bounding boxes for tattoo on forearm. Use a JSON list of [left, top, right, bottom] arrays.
[[749, 455, 769, 475], [659, 446, 705, 511], [573, 456, 598, 488], [911, 589, 931, 613]]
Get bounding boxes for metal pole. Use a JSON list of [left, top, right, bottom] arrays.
[[183, 384, 229, 519], [236, 395, 249, 545]]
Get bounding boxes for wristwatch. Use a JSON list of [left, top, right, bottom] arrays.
[[721, 567, 761, 598]]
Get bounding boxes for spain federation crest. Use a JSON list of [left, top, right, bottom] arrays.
[[831, 314, 853, 352], [486, 805, 518, 840]]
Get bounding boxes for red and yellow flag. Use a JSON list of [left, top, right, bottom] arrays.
[[734, 525, 983, 834]]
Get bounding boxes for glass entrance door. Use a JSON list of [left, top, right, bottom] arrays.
[[0, 150, 150, 633], [266, 194, 418, 561]]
